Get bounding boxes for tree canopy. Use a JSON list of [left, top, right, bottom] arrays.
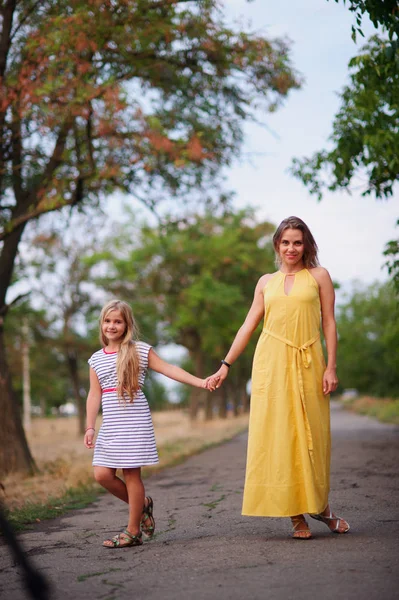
[[337, 281, 399, 397], [291, 35, 399, 199], [0, 0, 301, 475], [89, 206, 276, 417]]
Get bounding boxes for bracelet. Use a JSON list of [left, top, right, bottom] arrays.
[[85, 427, 95, 433], [221, 359, 231, 368]]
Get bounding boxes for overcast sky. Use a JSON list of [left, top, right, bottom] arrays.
[[217, 0, 398, 288]]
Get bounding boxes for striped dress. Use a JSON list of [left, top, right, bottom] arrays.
[[88, 342, 159, 469]]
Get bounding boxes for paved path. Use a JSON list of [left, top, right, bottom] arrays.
[[1, 402, 399, 600]]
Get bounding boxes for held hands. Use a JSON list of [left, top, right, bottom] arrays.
[[204, 364, 230, 391], [323, 368, 338, 395], [84, 428, 95, 449]]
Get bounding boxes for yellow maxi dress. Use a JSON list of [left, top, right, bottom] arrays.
[[242, 268, 330, 517]]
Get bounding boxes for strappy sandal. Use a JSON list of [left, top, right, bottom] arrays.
[[140, 496, 155, 538], [291, 517, 312, 540], [103, 529, 143, 548], [309, 510, 350, 533]]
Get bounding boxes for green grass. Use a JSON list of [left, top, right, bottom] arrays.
[[342, 396, 399, 425], [6, 483, 102, 531]]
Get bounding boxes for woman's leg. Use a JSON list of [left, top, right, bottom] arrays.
[[123, 467, 145, 536], [94, 466, 129, 502], [315, 503, 350, 533], [290, 514, 312, 539]]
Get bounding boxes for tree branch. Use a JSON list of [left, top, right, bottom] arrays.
[[0, 186, 84, 242], [0, 0, 16, 78]]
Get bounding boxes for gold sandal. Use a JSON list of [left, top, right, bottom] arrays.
[[291, 517, 312, 540]]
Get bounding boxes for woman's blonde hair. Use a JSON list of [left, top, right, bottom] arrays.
[[99, 300, 140, 403], [272, 216, 320, 269]]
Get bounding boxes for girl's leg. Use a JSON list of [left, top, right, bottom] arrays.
[[123, 467, 145, 536], [290, 514, 312, 539], [93, 466, 129, 502]]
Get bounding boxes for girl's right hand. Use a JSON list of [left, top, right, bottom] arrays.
[[84, 429, 95, 449]]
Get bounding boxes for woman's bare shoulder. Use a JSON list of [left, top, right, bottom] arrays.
[[308, 266, 332, 285], [257, 271, 279, 291]]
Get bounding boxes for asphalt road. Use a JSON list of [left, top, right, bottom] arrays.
[[1, 402, 398, 600]]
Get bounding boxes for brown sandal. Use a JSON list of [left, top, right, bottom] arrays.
[[103, 529, 143, 548], [140, 496, 155, 538]]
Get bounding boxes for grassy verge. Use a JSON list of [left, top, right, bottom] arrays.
[[341, 395, 399, 425], [4, 484, 102, 532], [4, 418, 248, 531]]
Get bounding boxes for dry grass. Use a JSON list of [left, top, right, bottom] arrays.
[[2, 410, 249, 511], [341, 395, 399, 425]]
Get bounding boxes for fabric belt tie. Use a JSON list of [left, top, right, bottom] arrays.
[[102, 387, 117, 393], [262, 328, 320, 463]]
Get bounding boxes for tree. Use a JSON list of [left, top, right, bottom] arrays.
[[18, 221, 104, 433], [331, 1, 399, 42], [291, 35, 399, 200], [336, 281, 399, 396], [91, 206, 276, 419], [0, 1, 301, 475], [291, 2, 399, 288]]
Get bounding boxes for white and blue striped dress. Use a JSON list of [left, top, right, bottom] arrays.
[[88, 342, 159, 469]]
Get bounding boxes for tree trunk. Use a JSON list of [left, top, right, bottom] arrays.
[[189, 350, 205, 421], [217, 387, 227, 419], [204, 392, 213, 420], [0, 217, 36, 476], [22, 318, 31, 430], [0, 325, 36, 477], [66, 348, 85, 435]]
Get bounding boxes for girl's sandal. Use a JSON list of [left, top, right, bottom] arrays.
[[309, 510, 350, 533], [291, 517, 312, 540], [141, 496, 155, 538], [103, 529, 143, 548]]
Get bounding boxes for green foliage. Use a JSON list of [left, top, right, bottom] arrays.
[[383, 219, 399, 294], [337, 281, 399, 397], [331, 1, 399, 42], [91, 207, 275, 374], [291, 35, 399, 199], [142, 372, 171, 411], [1, 0, 301, 241]]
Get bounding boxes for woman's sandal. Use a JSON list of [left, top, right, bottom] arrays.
[[103, 529, 143, 548], [141, 496, 155, 538], [309, 510, 350, 533], [291, 517, 312, 540]]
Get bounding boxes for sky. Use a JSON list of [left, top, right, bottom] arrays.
[[106, 0, 398, 291], [218, 0, 398, 288]]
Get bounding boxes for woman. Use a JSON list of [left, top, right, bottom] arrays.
[[208, 216, 349, 539]]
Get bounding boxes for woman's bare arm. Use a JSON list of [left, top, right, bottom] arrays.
[[209, 274, 272, 388], [311, 267, 338, 395]]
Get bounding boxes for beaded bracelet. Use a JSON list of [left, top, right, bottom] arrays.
[[85, 427, 95, 433]]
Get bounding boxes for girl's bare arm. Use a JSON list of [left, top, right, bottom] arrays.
[[148, 349, 208, 389], [84, 367, 102, 448]]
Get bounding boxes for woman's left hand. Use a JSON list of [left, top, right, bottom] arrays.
[[323, 368, 338, 395]]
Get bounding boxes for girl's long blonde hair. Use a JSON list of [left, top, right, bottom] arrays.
[[99, 300, 140, 403]]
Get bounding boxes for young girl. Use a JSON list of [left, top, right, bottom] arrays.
[[84, 299, 214, 548]]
